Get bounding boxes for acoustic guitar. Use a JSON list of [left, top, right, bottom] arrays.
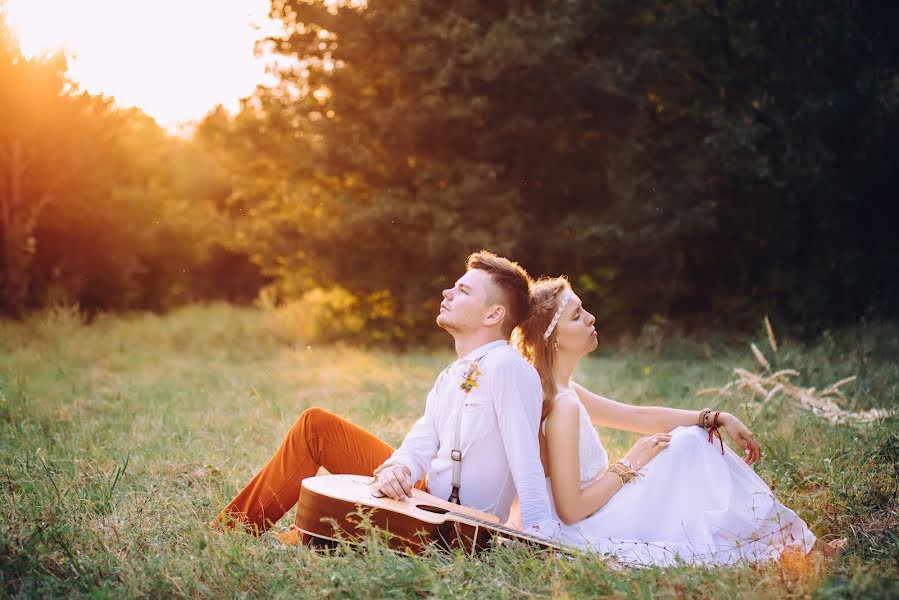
[[294, 474, 566, 554]]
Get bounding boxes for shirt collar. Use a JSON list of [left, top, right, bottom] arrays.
[[460, 339, 508, 363]]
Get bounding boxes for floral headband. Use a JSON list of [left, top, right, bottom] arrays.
[[543, 289, 573, 340]]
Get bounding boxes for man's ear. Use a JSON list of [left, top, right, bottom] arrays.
[[483, 304, 506, 328]]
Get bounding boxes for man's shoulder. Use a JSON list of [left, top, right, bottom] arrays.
[[484, 345, 539, 380]]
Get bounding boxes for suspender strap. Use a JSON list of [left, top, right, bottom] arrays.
[[446, 345, 497, 504], [448, 401, 464, 504]]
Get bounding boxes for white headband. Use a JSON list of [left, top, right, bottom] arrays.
[[543, 290, 573, 340]]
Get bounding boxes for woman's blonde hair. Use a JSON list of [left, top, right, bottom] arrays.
[[512, 276, 571, 422]]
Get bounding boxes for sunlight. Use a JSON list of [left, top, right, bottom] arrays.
[[4, 0, 281, 131]]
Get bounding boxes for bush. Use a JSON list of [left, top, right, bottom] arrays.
[[261, 286, 406, 346]]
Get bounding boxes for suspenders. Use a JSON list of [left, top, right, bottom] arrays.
[[447, 396, 465, 504], [446, 347, 495, 505]]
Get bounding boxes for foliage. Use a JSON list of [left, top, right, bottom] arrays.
[[196, 0, 899, 342], [261, 285, 409, 345], [0, 17, 109, 315], [0, 14, 264, 317], [0, 306, 897, 597], [2, 1, 898, 342]]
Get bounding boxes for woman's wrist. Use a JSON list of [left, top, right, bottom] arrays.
[[608, 460, 640, 485], [698, 408, 732, 429], [619, 457, 639, 471]]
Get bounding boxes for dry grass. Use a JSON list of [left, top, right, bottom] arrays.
[[699, 318, 896, 424]]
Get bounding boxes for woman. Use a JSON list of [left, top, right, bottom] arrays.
[[514, 277, 843, 565]]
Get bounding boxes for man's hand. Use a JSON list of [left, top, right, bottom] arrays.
[[719, 412, 761, 465], [375, 464, 413, 500]]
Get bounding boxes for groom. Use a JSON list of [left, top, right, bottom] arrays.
[[216, 251, 555, 534]]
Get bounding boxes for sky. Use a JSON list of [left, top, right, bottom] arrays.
[[4, 0, 280, 132]]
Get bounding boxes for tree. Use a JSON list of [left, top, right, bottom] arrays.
[[209, 0, 899, 339], [0, 18, 118, 315], [0, 12, 264, 317]]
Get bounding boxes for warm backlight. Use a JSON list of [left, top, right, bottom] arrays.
[[4, 0, 278, 131]]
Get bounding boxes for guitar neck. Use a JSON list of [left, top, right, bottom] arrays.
[[443, 510, 560, 549]]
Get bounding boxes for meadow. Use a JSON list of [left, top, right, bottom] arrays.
[[1, 304, 897, 598]]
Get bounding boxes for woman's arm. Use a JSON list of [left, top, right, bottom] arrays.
[[546, 393, 674, 524], [572, 381, 702, 433], [544, 393, 624, 525], [572, 382, 761, 464]]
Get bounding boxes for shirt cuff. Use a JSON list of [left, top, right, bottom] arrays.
[[525, 518, 563, 541]]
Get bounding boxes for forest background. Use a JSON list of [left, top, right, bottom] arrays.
[[2, 0, 897, 345]]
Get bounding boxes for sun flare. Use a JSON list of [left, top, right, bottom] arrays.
[[3, 0, 279, 131]]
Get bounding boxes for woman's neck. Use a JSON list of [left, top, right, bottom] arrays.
[[552, 352, 578, 392]]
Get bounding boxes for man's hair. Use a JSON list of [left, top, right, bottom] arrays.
[[466, 250, 533, 337]]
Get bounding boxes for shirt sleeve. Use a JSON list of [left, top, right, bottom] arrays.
[[386, 378, 441, 484], [489, 353, 553, 529]]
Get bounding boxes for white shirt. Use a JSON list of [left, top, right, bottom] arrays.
[[388, 340, 553, 529]]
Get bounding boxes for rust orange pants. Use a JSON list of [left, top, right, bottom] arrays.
[[217, 406, 425, 534]]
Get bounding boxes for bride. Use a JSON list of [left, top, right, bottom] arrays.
[[513, 276, 843, 565]]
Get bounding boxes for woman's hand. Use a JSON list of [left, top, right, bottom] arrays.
[[623, 433, 672, 469], [719, 413, 761, 465]]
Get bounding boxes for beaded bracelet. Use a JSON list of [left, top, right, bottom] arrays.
[[607, 463, 635, 485], [608, 459, 643, 485], [618, 457, 638, 471], [621, 458, 647, 481], [697, 407, 726, 454]]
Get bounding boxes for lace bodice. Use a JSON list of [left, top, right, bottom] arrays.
[[554, 390, 609, 484]]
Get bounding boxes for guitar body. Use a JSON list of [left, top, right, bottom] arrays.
[[295, 474, 559, 554]]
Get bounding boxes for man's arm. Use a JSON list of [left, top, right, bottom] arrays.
[[491, 357, 553, 530], [376, 380, 441, 498]]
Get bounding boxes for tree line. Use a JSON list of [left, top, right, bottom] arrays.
[[2, 1, 897, 343]]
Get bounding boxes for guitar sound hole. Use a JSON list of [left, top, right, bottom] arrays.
[[417, 504, 450, 515]]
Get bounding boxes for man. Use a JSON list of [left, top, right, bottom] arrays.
[[216, 251, 554, 536]]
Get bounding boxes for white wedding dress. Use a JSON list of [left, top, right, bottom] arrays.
[[545, 392, 817, 565]]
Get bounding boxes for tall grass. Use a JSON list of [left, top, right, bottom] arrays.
[[1, 304, 896, 597]]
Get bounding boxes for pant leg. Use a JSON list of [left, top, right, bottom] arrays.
[[217, 406, 395, 534]]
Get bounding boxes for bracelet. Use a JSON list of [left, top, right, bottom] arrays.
[[608, 459, 643, 485], [607, 463, 634, 485], [619, 458, 646, 481], [706, 411, 725, 455], [698, 408, 712, 428], [618, 457, 638, 471]]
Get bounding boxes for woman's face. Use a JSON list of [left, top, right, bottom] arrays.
[[553, 292, 598, 357]]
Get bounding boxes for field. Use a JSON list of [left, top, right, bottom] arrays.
[[1, 304, 897, 598]]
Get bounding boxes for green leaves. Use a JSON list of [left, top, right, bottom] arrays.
[[6, 1, 896, 336]]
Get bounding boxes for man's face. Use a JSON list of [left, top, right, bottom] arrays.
[[436, 268, 496, 334]]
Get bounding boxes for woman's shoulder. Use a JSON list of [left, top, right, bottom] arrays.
[[546, 391, 580, 422], [554, 387, 580, 403]]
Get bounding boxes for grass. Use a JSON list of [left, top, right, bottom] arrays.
[[1, 303, 897, 598]]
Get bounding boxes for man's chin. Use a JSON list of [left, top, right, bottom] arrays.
[[436, 314, 458, 333]]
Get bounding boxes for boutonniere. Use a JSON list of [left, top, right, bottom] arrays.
[[460, 362, 482, 394]]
